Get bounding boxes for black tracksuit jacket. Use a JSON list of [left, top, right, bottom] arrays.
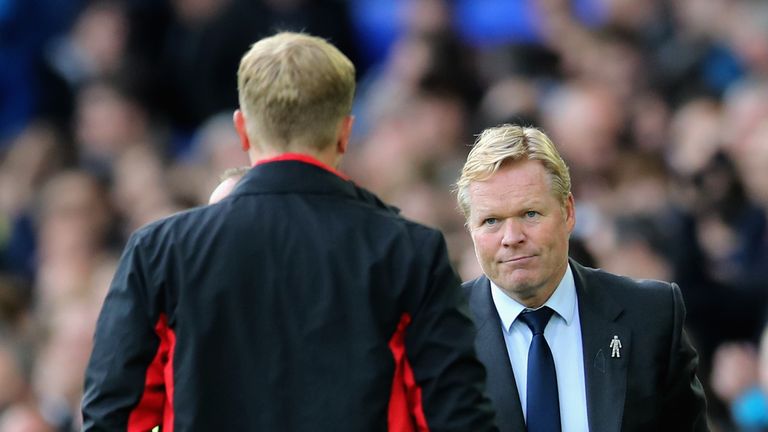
[[82, 156, 497, 431]]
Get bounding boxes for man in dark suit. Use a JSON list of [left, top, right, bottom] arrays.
[[82, 32, 497, 431], [455, 124, 708, 431]]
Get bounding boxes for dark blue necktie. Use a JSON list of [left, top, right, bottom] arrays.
[[519, 307, 561, 432]]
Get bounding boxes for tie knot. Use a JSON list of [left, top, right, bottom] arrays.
[[519, 306, 554, 335]]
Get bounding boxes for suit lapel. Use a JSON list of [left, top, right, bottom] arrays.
[[467, 277, 526, 432], [571, 260, 629, 432]]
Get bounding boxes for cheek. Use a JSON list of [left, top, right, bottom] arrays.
[[543, 226, 570, 257], [472, 232, 499, 260]]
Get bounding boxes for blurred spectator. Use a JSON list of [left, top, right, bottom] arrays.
[[725, 0, 768, 78], [740, 120, 768, 209], [541, 80, 623, 194], [0, 122, 68, 281], [37, 0, 131, 127], [711, 327, 768, 431], [0, 0, 85, 143], [0, 275, 32, 337], [666, 97, 723, 177], [73, 78, 151, 175], [0, 402, 55, 432], [722, 79, 768, 161], [689, 154, 766, 287], [111, 144, 181, 235], [33, 300, 100, 431], [0, 329, 43, 431], [34, 171, 116, 312], [600, 215, 674, 282], [653, 0, 744, 103]]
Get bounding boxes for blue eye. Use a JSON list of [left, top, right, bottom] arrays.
[[484, 218, 498, 226], [525, 211, 539, 218]]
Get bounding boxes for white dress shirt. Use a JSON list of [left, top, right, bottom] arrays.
[[490, 264, 590, 432]]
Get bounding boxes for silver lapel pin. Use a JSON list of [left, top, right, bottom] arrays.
[[610, 335, 622, 358]]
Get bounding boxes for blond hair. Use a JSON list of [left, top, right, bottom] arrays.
[[218, 166, 250, 182], [456, 124, 571, 218], [237, 32, 355, 152]]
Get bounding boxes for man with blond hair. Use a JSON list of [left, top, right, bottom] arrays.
[[82, 32, 496, 431], [457, 124, 708, 431]]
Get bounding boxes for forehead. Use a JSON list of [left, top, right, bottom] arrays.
[[467, 160, 555, 210]]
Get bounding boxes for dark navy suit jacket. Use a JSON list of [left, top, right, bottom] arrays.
[[463, 259, 709, 432]]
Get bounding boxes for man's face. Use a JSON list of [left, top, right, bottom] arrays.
[[467, 159, 575, 307]]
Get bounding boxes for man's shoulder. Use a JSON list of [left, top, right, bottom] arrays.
[[461, 276, 483, 290], [348, 188, 447, 246], [351, 182, 401, 215], [461, 275, 487, 298], [129, 204, 221, 247], [573, 261, 679, 311], [578, 263, 673, 292], [349, 185, 442, 239]]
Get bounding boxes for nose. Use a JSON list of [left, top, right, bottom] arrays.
[[501, 219, 525, 247]]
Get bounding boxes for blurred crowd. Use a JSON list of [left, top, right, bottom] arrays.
[[1, 0, 767, 430]]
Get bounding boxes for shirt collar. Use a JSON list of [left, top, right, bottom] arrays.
[[490, 263, 577, 333], [253, 153, 349, 180]]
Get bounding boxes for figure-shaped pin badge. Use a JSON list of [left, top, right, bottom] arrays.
[[610, 335, 622, 358]]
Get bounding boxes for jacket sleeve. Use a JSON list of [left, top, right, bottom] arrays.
[[82, 231, 166, 431], [402, 230, 498, 432], [661, 283, 710, 431]]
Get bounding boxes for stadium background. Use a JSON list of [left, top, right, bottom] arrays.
[[1, 0, 768, 430]]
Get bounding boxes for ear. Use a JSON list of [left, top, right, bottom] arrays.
[[336, 115, 354, 155], [233, 110, 250, 152], [564, 193, 576, 234]]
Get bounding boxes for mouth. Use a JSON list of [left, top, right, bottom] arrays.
[[499, 255, 535, 264]]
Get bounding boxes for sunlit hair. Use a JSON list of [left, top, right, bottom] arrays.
[[237, 32, 355, 151], [455, 124, 571, 219], [218, 166, 250, 182]]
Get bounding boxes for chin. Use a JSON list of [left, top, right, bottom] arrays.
[[502, 275, 544, 295], [500, 270, 534, 286]]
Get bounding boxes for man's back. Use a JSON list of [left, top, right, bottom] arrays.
[[82, 159, 496, 431]]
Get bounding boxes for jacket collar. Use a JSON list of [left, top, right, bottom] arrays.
[[231, 156, 357, 198], [229, 156, 398, 214], [252, 153, 349, 180]]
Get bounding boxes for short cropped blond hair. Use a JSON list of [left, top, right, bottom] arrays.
[[237, 32, 355, 151], [456, 124, 571, 218]]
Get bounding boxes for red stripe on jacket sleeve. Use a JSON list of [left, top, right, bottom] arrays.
[[127, 314, 176, 432], [162, 319, 176, 432], [388, 313, 430, 432]]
